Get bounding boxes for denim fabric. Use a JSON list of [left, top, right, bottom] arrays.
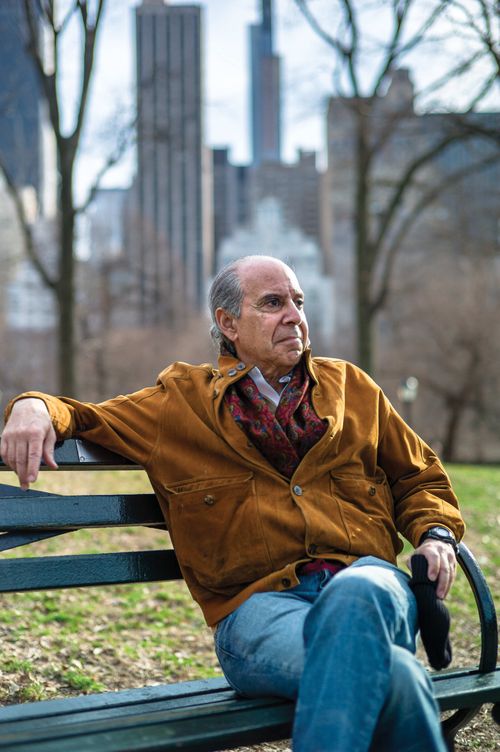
[[214, 556, 446, 752]]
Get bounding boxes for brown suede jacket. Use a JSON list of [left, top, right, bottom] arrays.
[[6, 351, 464, 626]]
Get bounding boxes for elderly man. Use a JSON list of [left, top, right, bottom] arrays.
[[2, 256, 463, 752]]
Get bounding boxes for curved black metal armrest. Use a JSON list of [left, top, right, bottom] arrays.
[[456, 542, 498, 672]]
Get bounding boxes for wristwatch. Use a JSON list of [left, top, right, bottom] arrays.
[[419, 526, 458, 553]]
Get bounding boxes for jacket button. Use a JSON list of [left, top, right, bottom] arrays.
[[293, 485, 303, 496], [236, 362, 245, 370], [228, 368, 237, 376], [281, 578, 291, 588], [203, 495, 215, 506], [368, 486, 376, 496]]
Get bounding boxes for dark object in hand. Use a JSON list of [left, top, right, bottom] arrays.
[[410, 554, 452, 670]]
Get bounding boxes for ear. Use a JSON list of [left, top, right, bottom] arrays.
[[215, 308, 238, 343]]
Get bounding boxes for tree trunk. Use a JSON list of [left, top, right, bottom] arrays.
[[441, 398, 464, 462], [354, 113, 374, 374], [57, 147, 76, 396]]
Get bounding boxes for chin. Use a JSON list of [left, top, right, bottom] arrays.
[[287, 350, 303, 364]]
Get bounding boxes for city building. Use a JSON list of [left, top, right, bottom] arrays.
[[218, 198, 335, 351], [86, 188, 128, 267], [248, 150, 323, 250], [134, 0, 211, 325], [3, 201, 57, 332], [0, 1, 42, 196], [212, 1, 324, 267], [249, 0, 281, 165], [323, 68, 500, 361]]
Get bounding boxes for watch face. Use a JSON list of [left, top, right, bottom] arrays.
[[431, 527, 452, 540], [424, 527, 457, 550]]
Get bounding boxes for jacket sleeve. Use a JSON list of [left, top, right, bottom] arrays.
[[4, 386, 165, 469], [376, 390, 465, 547]]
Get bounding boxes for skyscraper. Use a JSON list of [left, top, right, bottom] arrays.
[[250, 0, 281, 165], [0, 1, 42, 194], [212, 1, 324, 265], [135, 0, 209, 324]]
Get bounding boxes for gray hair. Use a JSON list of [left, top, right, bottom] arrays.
[[208, 259, 245, 353]]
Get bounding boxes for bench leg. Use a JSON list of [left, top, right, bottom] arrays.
[[441, 706, 481, 751]]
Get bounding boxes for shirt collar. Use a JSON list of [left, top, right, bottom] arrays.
[[248, 367, 292, 408]]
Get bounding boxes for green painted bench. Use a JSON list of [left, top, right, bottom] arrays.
[[0, 438, 498, 752]]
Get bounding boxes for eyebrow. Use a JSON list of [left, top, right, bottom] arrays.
[[255, 290, 304, 306]]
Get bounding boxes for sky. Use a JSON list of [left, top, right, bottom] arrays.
[[69, 0, 333, 198], [60, 0, 498, 202]]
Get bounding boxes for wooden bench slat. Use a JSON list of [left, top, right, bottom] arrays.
[[0, 492, 164, 529], [53, 440, 135, 469], [0, 550, 182, 591], [0, 694, 294, 752], [0, 669, 498, 751], [0, 530, 68, 552], [432, 667, 500, 710], [0, 693, 288, 740], [0, 678, 231, 722], [0, 440, 135, 470], [0, 690, 240, 737]]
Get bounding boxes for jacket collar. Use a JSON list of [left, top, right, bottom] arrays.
[[216, 349, 318, 389]]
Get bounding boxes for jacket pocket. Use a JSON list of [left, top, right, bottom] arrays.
[[164, 473, 272, 590], [330, 472, 402, 559]]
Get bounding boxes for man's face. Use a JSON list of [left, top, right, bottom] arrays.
[[219, 259, 309, 385]]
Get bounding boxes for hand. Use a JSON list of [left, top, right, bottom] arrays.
[[0, 398, 58, 490], [409, 539, 457, 600]]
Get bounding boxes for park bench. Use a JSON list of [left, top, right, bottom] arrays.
[[0, 437, 498, 752]]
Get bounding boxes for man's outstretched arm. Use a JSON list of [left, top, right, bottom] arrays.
[[1, 398, 58, 490]]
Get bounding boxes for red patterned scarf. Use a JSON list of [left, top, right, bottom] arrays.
[[224, 360, 327, 478]]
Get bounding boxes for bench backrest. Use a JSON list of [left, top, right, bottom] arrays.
[[0, 438, 182, 591], [0, 438, 498, 673]]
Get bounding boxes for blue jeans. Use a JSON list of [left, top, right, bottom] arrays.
[[214, 557, 446, 752]]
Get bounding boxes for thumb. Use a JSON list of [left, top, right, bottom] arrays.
[[42, 427, 58, 469]]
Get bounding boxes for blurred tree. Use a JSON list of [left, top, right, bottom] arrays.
[[0, 0, 132, 396], [386, 253, 500, 461], [295, 0, 500, 375]]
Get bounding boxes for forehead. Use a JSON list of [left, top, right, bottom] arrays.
[[239, 260, 302, 298]]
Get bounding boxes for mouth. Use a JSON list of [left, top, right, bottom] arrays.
[[278, 334, 303, 345]]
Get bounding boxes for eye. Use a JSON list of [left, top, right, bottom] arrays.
[[266, 297, 282, 308], [295, 298, 305, 309]]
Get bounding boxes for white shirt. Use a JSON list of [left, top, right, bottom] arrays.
[[248, 367, 292, 411]]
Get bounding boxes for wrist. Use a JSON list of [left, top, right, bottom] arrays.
[[419, 526, 458, 553]]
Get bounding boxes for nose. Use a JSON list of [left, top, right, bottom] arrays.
[[283, 299, 303, 324]]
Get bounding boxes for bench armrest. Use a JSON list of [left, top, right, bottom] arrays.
[[457, 542, 498, 672]]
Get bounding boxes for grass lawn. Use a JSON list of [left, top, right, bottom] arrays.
[[0, 464, 498, 750]]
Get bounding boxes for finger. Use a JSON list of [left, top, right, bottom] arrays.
[[15, 440, 30, 490], [425, 551, 440, 582], [25, 437, 45, 487], [0, 435, 11, 469], [42, 428, 58, 470], [437, 554, 457, 600]]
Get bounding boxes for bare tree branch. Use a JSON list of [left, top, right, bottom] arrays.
[[371, 0, 413, 96], [72, 1, 106, 154], [0, 163, 56, 291], [371, 118, 495, 261], [371, 152, 500, 314], [77, 119, 136, 214], [450, 0, 500, 74]]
